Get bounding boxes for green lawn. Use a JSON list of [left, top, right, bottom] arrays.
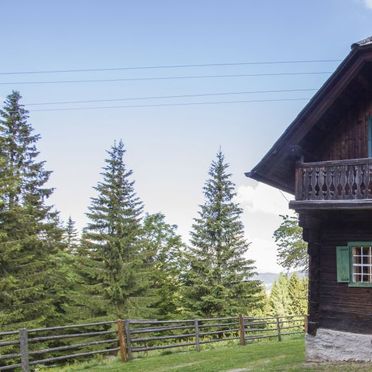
[[43, 337, 372, 372]]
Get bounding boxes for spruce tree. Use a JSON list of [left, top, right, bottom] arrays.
[[288, 273, 308, 315], [182, 151, 264, 317], [0, 91, 68, 329], [65, 235, 109, 323], [141, 213, 184, 319], [269, 274, 292, 316], [82, 140, 146, 318], [65, 216, 79, 253]]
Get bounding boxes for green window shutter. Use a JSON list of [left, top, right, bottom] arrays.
[[336, 246, 350, 283]]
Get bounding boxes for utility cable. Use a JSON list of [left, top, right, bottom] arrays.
[[0, 72, 332, 86], [0, 59, 341, 75], [25, 88, 317, 106], [30, 97, 310, 112]]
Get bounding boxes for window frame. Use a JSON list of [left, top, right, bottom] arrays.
[[347, 241, 372, 287]]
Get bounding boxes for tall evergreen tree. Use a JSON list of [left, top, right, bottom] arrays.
[[182, 151, 264, 317], [81, 140, 146, 318], [141, 213, 184, 319], [0, 91, 68, 329]]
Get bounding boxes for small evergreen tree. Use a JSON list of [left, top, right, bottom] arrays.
[[65, 216, 79, 253], [82, 140, 146, 318], [0, 91, 68, 329], [182, 151, 264, 317], [288, 273, 308, 315], [141, 213, 184, 319], [269, 274, 291, 316]]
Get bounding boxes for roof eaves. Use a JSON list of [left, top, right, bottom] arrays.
[[245, 44, 363, 189], [245, 169, 294, 195]]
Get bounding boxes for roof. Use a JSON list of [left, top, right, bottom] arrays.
[[245, 37, 372, 194], [352, 36, 372, 48]]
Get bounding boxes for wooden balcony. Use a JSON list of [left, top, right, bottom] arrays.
[[291, 158, 372, 210]]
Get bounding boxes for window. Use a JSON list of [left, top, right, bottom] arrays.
[[336, 242, 372, 287], [352, 245, 372, 283]]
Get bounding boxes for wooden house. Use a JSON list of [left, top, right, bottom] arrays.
[[246, 37, 372, 362]]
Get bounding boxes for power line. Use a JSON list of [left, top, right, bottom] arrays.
[[25, 88, 317, 106], [0, 59, 341, 75], [0, 71, 332, 85], [279, 190, 290, 203], [30, 97, 310, 112]]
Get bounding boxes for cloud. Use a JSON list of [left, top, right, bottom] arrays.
[[236, 182, 293, 216], [363, 0, 372, 9], [236, 182, 295, 273], [248, 237, 282, 273]]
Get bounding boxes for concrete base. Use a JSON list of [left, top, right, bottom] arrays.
[[306, 328, 372, 362]]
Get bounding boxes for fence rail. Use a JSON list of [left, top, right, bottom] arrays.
[[0, 315, 306, 371]]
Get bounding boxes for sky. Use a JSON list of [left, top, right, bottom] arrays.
[[1, 0, 372, 272]]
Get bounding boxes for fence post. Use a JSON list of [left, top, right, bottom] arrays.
[[304, 315, 308, 334], [124, 320, 133, 360], [194, 319, 200, 352], [238, 314, 246, 345], [19, 328, 30, 372], [117, 319, 128, 362], [276, 316, 282, 342]]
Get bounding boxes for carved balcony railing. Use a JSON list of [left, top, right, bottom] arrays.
[[295, 158, 372, 201]]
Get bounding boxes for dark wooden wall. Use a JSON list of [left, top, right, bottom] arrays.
[[311, 100, 372, 162], [301, 210, 372, 335]]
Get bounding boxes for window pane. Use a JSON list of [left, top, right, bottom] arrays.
[[352, 244, 372, 284], [353, 247, 361, 256]]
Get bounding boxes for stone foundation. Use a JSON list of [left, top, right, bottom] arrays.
[[306, 328, 372, 362]]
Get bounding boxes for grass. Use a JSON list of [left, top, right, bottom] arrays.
[[41, 337, 372, 372]]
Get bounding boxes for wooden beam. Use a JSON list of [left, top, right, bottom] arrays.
[[290, 200, 372, 211]]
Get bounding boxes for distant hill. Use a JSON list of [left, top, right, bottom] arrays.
[[255, 272, 307, 291]]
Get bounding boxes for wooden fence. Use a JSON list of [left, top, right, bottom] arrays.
[[0, 315, 306, 371]]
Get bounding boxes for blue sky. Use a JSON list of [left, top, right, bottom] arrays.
[[1, 0, 372, 272]]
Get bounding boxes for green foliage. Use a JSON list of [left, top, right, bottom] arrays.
[[64, 216, 79, 253], [274, 214, 308, 272], [182, 151, 265, 317], [81, 140, 147, 319], [269, 274, 292, 317], [269, 273, 308, 316], [141, 213, 185, 319], [68, 238, 110, 322], [0, 91, 69, 329], [288, 273, 308, 315]]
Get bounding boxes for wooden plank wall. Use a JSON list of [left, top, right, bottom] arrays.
[[305, 211, 372, 334], [314, 100, 372, 162]]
